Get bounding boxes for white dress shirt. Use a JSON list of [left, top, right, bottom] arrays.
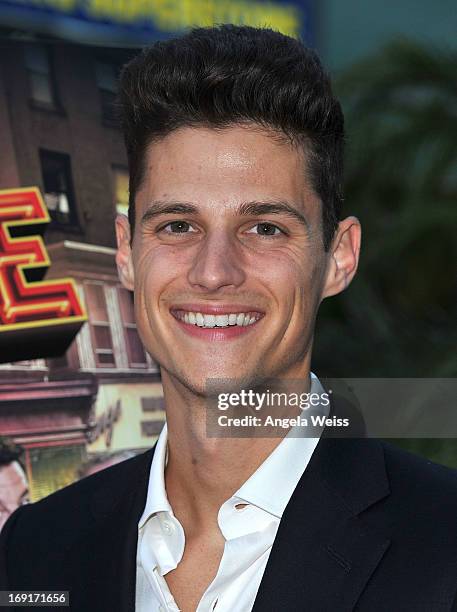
[[136, 373, 329, 612]]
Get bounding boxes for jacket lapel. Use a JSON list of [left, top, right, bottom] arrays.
[[69, 446, 156, 612], [252, 434, 391, 611], [70, 392, 390, 611]]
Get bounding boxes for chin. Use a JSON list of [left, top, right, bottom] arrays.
[[177, 366, 271, 398]]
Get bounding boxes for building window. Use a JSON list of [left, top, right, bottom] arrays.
[[84, 282, 116, 368], [112, 165, 129, 216], [0, 359, 48, 370], [95, 61, 119, 124], [141, 397, 165, 412], [76, 281, 158, 372], [117, 287, 148, 368], [141, 421, 164, 437], [39, 150, 78, 227], [24, 44, 58, 109]]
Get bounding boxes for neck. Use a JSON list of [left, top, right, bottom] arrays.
[[160, 365, 312, 534]]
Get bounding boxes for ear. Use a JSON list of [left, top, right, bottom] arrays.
[[321, 216, 361, 300], [115, 214, 135, 291]]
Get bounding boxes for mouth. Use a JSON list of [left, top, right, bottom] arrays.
[[169, 304, 265, 340]]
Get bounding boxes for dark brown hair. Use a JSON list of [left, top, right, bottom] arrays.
[[117, 24, 344, 250]]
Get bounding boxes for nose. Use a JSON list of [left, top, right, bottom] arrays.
[[187, 229, 246, 292]]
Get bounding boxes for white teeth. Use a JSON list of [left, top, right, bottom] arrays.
[[178, 310, 261, 328], [215, 314, 229, 327], [205, 314, 216, 327]]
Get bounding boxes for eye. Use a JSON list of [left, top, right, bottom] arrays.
[[160, 220, 197, 234], [246, 222, 284, 237]]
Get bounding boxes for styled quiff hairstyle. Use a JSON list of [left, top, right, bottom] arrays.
[[117, 24, 344, 250]]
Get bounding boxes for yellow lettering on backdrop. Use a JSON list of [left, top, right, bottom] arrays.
[[266, 6, 300, 37], [180, 0, 214, 28], [214, 2, 300, 37], [88, 0, 113, 19], [111, 0, 125, 20], [169, 0, 300, 35], [84, 0, 301, 37], [123, 0, 152, 22], [150, 0, 182, 30]]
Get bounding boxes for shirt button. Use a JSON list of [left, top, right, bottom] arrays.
[[162, 521, 173, 534]]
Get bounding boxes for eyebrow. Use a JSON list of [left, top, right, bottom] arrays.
[[141, 202, 197, 225], [141, 200, 310, 231], [239, 201, 310, 230]]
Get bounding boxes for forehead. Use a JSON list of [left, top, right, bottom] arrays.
[[139, 125, 313, 204]]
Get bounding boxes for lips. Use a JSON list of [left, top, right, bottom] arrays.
[[169, 303, 265, 339], [169, 303, 266, 315], [173, 310, 261, 328]]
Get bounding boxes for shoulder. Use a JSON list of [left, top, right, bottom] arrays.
[[1, 448, 153, 553], [378, 440, 457, 523], [380, 440, 457, 493]]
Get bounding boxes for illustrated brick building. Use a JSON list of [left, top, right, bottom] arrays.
[[0, 33, 165, 500]]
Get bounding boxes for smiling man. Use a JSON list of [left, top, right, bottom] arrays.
[[116, 123, 355, 396], [2, 24, 457, 612]]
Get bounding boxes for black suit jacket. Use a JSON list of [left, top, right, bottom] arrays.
[[2, 434, 457, 611]]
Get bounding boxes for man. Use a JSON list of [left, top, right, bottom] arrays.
[[0, 441, 28, 533], [2, 24, 457, 612]]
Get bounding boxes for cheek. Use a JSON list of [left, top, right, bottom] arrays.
[[133, 251, 168, 319], [262, 250, 326, 335], [251, 248, 319, 299], [133, 246, 191, 326], [134, 246, 185, 292]]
